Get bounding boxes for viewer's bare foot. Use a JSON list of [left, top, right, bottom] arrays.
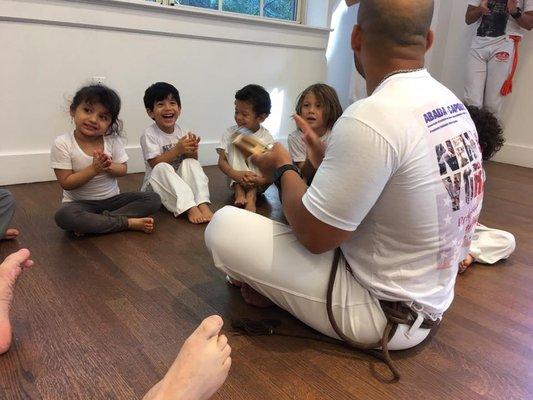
[[128, 217, 155, 233], [142, 315, 231, 400], [187, 206, 206, 224], [244, 190, 257, 213], [1, 228, 19, 241], [234, 184, 247, 208], [198, 203, 214, 222], [240, 284, 274, 308], [0, 249, 34, 354], [458, 253, 475, 274]]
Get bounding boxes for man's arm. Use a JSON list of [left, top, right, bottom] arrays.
[[513, 11, 533, 30], [465, 2, 490, 25], [345, 0, 360, 6]]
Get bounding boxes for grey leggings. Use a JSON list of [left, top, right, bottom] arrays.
[[55, 192, 161, 234], [0, 189, 16, 237]]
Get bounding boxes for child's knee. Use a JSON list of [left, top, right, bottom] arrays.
[[152, 162, 175, 176], [54, 206, 75, 230], [501, 231, 516, 256], [0, 190, 16, 212], [144, 192, 162, 213]]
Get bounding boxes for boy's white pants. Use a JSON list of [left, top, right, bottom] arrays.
[[148, 160, 210, 216], [464, 35, 514, 117], [226, 145, 262, 187], [205, 206, 431, 351], [470, 224, 516, 264]]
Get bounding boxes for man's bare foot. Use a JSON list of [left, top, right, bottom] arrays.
[[1, 228, 19, 241], [244, 190, 257, 213], [240, 284, 274, 308], [233, 184, 247, 207], [0, 249, 34, 354], [458, 254, 475, 274], [128, 217, 155, 233], [198, 203, 214, 222], [142, 315, 231, 400], [187, 206, 206, 224]]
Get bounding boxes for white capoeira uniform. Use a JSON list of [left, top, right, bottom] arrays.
[[140, 123, 210, 216], [287, 129, 331, 164], [217, 125, 274, 188], [464, 0, 533, 117], [206, 70, 485, 351], [470, 223, 516, 263]]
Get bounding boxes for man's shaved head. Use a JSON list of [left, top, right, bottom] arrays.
[[358, 0, 434, 47]]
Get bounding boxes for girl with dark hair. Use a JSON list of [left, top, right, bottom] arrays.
[[51, 85, 161, 236]]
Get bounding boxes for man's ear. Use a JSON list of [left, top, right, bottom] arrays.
[[426, 29, 434, 52], [351, 24, 362, 53], [146, 108, 155, 120]]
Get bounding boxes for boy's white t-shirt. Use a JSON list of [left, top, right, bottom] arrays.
[[302, 70, 485, 318], [217, 125, 274, 153], [140, 123, 190, 191], [50, 132, 128, 202], [288, 129, 331, 163], [468, 0, 533, 38]]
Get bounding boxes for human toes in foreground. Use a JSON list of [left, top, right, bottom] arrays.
[[458, 253, 475, 274], [0, 248, 34, 354], [143, 315, 232, 400]]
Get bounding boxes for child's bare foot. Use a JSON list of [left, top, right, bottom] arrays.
[[142, 315, 231, 400], [240, 284, 274, 308], [1, 228, 19, 241], [187, 206, 206, 224], [128, 217, 155, 233], [233, 184, 247, 207], [198, 203, 214, 222], [458, 253, 475, 274], [244, 189, 257, 213], [0, 249, 34, 354]]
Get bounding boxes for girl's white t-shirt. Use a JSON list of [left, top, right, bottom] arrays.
[[50, 132, 128, 202], [287, 129, 331, 163]]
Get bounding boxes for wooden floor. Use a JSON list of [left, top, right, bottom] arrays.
[[0, 162, 531, 400]]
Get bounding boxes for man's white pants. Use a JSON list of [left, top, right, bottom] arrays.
[[470, 224, 516, 264], [148, 160, 210, 216], [205, 206, 431, 350], [464, 36, 514, 117]]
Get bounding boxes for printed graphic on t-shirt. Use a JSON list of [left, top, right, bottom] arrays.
[[162, 143, 184, 171], [477, 0, 509, 37], [423, 102, 485, 270]]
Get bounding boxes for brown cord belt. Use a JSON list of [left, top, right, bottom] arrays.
[[327, 247, 439, 381]]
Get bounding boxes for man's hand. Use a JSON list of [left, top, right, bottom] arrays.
[[480, 0, 491, 15], [293, 114, 326, 169], [92, 150, 112, 173], [507, 0, 518, 14], [250, 143, 292, 179]]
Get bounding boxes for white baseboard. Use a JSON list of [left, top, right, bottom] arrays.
[[492, 143, 533, 169], [0, 141, 220, 186]]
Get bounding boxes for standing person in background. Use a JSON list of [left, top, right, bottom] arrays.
[[464, 0, 533, 117]]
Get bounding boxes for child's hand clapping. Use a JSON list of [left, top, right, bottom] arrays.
[[177, 133, 200, 156], [92, 150, 112, 173]]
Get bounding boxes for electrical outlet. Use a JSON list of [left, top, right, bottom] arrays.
[[92, 76, 106, 84]]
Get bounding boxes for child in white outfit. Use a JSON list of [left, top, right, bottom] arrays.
[[459, 105, 516, 272], [140, 82, 212, 224], [217, 84, 274, 213]]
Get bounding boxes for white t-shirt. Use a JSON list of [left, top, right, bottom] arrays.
[[50, 132, 128, 202], [302, 70, 485, 319], [468, 0, 533, 38], [217, 125, 274, 153], [140, 123, 190, 191], [288, 129, 331, 163]]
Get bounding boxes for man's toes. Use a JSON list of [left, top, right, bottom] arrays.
[[4, 249, 31, 267], [217, 334, 228, 350], [196, 315, 223, 340]]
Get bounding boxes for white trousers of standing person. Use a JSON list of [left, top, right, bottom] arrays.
[[205, 206, 432, 351], [470, 224, 516, 264], [464, 35, 514, 117], [148, 160, 210, 217]]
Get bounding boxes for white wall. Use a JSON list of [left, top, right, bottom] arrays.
[[429, 0, 533, 168], [0, 0, 330, 185]]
